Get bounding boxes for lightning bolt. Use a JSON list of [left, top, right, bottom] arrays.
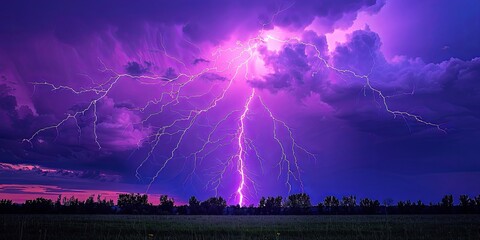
[[236, 89, 255, 206], [23, 7, 445, 206]]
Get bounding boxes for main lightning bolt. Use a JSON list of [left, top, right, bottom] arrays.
[[236, 89, 255, 206], [23, 7, 445, 206]]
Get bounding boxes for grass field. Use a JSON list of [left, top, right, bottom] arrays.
[[0, 214, 479, 240]]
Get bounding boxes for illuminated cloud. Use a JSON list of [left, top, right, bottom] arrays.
[[0, 0, 479, 205]]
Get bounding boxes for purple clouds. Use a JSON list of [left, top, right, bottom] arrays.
[[1, 0, 479, 205]]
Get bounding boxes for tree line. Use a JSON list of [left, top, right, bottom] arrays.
[[1, 193, 480, 215]]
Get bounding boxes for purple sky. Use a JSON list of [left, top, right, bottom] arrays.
[[1, 0, 479, 205]]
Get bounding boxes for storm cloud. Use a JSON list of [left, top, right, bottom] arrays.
[[0, 0, 479, 204]]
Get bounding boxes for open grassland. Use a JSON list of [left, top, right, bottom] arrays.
[[0, 214, 479, 240]]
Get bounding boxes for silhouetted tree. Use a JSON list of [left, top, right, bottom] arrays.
[[188, 196, 200, 215], [259, 197, 266, 207], [440, 194, 453, 213], [159, 195, 174, 214], [473, 195, 480, 214], [176, 205, 188, 215], [474, 195, 480, 206], [413, 200, 425, 214], [200, 197, 226, 215], [0, 199, 15, 213], [246, 204, 256, 215], [61, 196, 81, 213], [459, 194, 475, 213], [258, 196, 283, 214], [317, 203, 324, 214], [4, 192, 480, 215], [459, 194, 470, 206], [286, 193, 311, 214], [78, 195, 114, 214], [117, 193, 150, 214], [441, 194, 453, 207], [226, 204, 242, 215], [24, 198, 54, 213], [360, 198, 380, 214], [341, 195, 356, 214], [258, 197, 266, 214], [83, 195, 95, 213], [324, 196, 339, 214], [398, 200, 415, 214], [54, 195, 62, 212], [273, 196, 283, 214], [96, 195, 115, 214]]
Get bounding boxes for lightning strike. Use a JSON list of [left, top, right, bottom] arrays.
[[236, 89, 255, 206], [23, 7, 445, 206]]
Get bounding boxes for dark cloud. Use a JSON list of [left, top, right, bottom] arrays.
[[325, 30, 480, 136], [0, 89, 149, 178], [332, 26, 385, 74], [0, 0, 385, 45], [0, 84, 35, 138], [249, 31, 329, 97], [272, 0, 384, 31], [0, 163, 120, 182], [193, 58, 209, 65], [79, 170, 120, 182], [125, 61, 152, 76], [200, 73, 226, 82], [250, 28, 480, 139], [163, 67, 178, 80]]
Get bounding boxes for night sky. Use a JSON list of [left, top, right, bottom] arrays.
[[1, 0, 479, 206]]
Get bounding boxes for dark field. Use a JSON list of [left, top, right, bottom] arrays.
[[0, 214, 479, 240]]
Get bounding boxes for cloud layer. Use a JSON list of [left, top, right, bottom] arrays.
[[0, 0, 479, 204]]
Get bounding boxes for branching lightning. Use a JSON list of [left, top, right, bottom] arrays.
[[23, 7, 445, 206]]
